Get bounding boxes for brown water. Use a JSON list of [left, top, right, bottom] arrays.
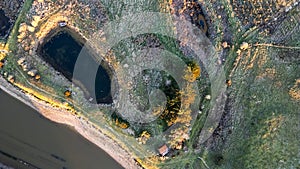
[[0, 89, 123, 169]]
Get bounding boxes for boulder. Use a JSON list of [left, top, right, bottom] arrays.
[[17, 57, 26, 65], [21, 63, 29, 71], [27, 69, 38, 77], [7, 75, 14, 83], [240, 42, 249, 50], [222, 41, 229, 48]]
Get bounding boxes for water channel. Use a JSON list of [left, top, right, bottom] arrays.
[[0, 89, 123, 169]]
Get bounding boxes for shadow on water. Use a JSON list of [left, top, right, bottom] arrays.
[[38, 29, 112, 104], [0, 9, 10, 38]]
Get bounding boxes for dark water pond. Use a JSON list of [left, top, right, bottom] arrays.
[[0, 9, 10, 37], [0, 89, 123, 169], [39, 30, 112, 104]]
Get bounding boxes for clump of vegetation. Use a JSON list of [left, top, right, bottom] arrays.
[[184, 61, 201, 82], [0, 61, 4, 69], [111, 112, 130, 129], [289, 79, 300, 101], [137, 130, 151, 144], [64, 90, 71, 97], [130, 69, 181, 131]]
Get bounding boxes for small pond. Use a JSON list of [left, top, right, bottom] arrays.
[[39, 29, 112, 104]]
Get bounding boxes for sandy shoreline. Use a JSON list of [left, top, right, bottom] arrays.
[[0, 76, 139, 169]]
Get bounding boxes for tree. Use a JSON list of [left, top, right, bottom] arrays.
[[184, 62, 201, 82], [115, 118, 129, 129], [168, 64, 199, 148], [64, 90, 71, 97], [137, 131, 151, 144]]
